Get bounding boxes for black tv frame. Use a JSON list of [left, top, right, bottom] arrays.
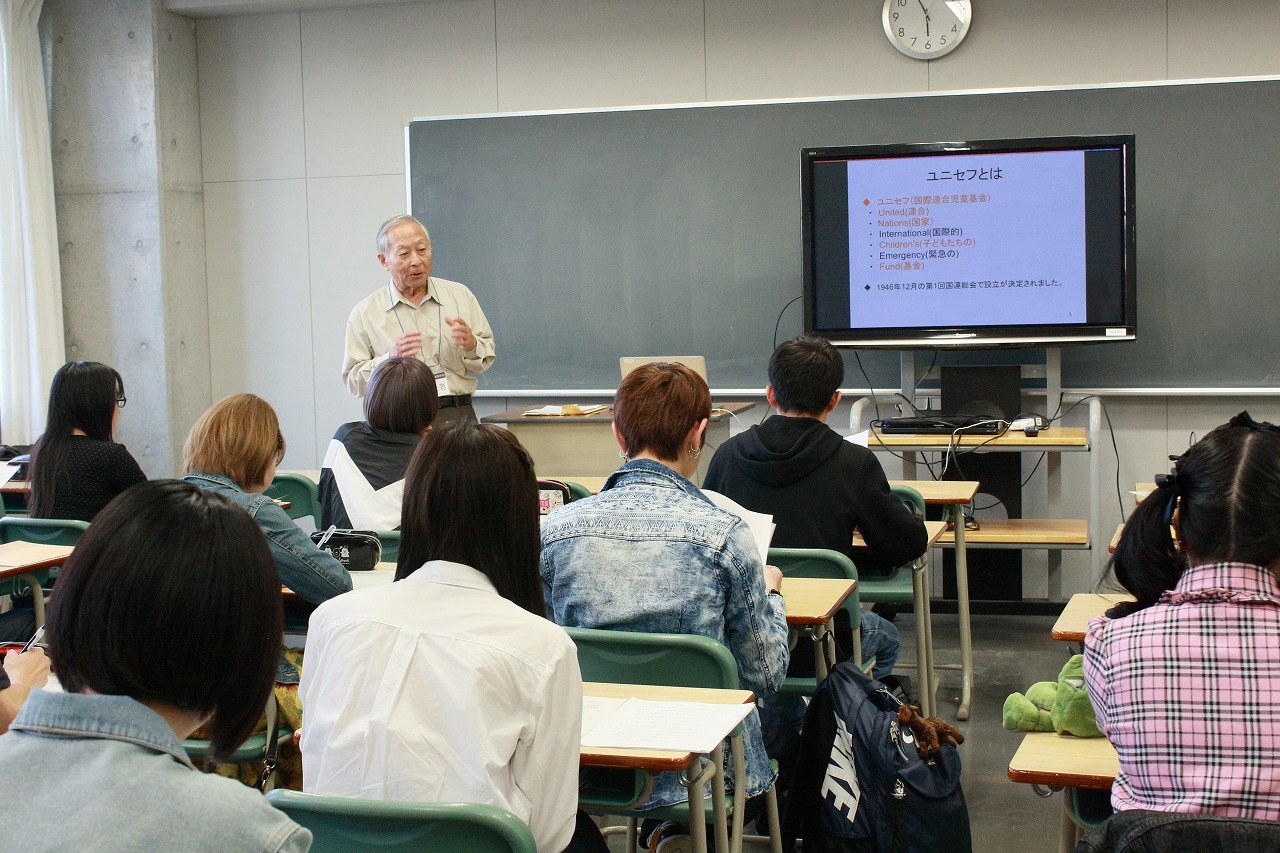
[[801, 134, 1137, 348]]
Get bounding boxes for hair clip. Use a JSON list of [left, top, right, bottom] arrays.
[[1226, 411, 1280, 434]]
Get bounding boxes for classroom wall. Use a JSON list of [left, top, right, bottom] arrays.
[[133, 0, 1280, 595]]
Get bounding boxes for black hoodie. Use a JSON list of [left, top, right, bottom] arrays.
[[703, 415, 928, 577]]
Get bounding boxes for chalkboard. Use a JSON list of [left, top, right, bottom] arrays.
[[409, 79, 1280, 391]]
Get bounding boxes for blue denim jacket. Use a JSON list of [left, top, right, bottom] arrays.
[[540, 459, 789, 808], [185, 472, 352, 604], [0, 690, 311, 852]]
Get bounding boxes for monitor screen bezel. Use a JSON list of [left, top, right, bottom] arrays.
[[800, 134, 1137, 348]]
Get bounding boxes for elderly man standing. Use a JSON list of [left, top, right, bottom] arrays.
[[342, 215, 495, 424]]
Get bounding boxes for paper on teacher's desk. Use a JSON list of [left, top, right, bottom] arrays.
[[700, 490, 774, 565], [581, 698, 753, 754], [845, 430, 870, 447], [582, 695, 626, 737], [0, 464, 18, 486]]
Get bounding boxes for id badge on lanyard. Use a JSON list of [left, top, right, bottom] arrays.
[[430, 362, 450, 397]]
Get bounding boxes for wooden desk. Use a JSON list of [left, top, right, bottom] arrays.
[[0, 479, 31, 494], [483, 403, 754, 484], [581, 680, 756, 853], [872, 426, 1088, 451], [1052, 593, 1135, 642], [1009, 731, 1119, 853], [0, 541, 74, 625]]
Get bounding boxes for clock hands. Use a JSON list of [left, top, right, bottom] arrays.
[[916, 0, 932, 36]]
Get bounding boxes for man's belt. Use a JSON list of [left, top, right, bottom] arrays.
[[438, 394, 473, 408]]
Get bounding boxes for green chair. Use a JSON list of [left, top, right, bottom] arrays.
[[0, 517, 90, 626], [568, 626, 782, 853], [854, 484, 933, 713], [765, 547, 872, 696], [562, 480, 593, 502], [374, 529, 399, 565], [266, 791, 537, 853], [182, 691, 291, 792], [266, 473, 321, 527]]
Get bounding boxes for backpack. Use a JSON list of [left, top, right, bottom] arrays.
[[781, 662, 972, 853]]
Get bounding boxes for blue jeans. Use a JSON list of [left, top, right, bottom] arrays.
[[860, 610, 900, 679]]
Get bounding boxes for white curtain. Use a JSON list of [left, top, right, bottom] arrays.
[[0, 0, 63, 446]]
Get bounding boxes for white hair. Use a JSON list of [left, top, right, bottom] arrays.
[[375, 215, 429, 255]]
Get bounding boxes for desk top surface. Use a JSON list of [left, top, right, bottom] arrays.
[[1052, 593, 1135, 642], [0, 541, 74, 578], [486, 401, 754, 424], [580, 681, 755, 771], [0, 480, 30, 494], [854, 519, 947, 552], [1007, 731, 1118, 790], [871, 426, 1087, 449], [545, 477, 979, 507]]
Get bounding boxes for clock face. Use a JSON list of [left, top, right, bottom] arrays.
[[882, 0, 972, 60]]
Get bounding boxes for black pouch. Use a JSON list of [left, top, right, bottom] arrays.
[[310, 530, 382, 571]]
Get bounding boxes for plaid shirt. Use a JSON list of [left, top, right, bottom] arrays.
[[1084, 561, 1280, 820]]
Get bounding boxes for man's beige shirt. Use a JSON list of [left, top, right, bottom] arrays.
[[342, 279, 495, 397]]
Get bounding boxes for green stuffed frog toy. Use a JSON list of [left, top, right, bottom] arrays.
[[1002, 653, 1102, 738]]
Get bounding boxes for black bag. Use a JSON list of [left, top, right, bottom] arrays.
[[782, 662, 972, 853], [310, 529, 382, 571]]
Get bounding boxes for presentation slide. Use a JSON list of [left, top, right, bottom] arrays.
[[846, 150, 1087, 329]]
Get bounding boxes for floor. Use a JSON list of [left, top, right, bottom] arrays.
[[605, 610, 1078, 851]]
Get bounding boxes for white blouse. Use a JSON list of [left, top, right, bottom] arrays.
[[299, 560, 582, 853]]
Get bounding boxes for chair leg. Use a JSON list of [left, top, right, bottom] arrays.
[[626, 816, 638, 852], [764, 785, 782, 853]]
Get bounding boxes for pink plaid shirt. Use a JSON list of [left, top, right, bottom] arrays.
[[1083, 561, 1280, 820]]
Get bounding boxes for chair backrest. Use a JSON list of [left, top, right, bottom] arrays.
[[562, 481, 593, 502], [566, 626, 740, 690], [265, 473, 321, 525], [0, 516, 91, 546], [766, 546, 862, 631], [266, 791, 537, 853], [375, 529, 399, 565], [890, 484, 926, 519]]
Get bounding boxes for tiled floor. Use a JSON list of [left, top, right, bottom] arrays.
[[606, 610, 1079, 850]]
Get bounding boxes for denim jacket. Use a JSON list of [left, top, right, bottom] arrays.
[[540, 459, 789, 808], [0, 690, 311, 852], [184, 472, 352, 604]]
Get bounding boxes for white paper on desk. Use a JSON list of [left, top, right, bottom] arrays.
[[845, 430, 870, 447], [700, 490, 774, 565], [580, 698, 753, 754], [0, 464, 18, 486], [582, 695, 626, 737]]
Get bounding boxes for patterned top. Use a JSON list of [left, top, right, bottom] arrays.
[[35, 436, 147, 522], [1083, 561, 1280, 820]]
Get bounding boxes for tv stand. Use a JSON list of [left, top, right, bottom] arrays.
[[850, 348, 1103, 720]]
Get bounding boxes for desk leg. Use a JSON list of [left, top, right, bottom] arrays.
[[20, 573, 44, 628], [686, 757, 711, 853], [912, 561, 935, 718], [952, 505, 973, 721], [710, 743, 730, 853]]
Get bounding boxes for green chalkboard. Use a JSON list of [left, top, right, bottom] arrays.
[[410, 79, 1280, 391]]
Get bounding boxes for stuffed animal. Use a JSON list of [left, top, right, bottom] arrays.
[[1002, 654, 1102, 738], [897, 704, 965, 758]]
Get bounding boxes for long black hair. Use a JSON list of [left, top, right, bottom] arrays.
[[29, 361, 125, 517], [1109, 412, 1280, 616], [396, 422, 545, 616]]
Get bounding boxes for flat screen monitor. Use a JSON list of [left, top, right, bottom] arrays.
[[801, 135, 1136, 348]]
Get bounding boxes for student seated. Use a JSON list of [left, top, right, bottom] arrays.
[[0, 481, 312, 852], [540, 363, 789, 846], [1084, 412, 1280, 821], [300, 423, 604, 853], [318, 356, 437, 530], [703, 336, 928, 684], [183, 394, 351, 605], [28, 360, 146, 521]]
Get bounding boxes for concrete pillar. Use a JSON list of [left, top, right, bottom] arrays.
[[42, 0, 209, 477]]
